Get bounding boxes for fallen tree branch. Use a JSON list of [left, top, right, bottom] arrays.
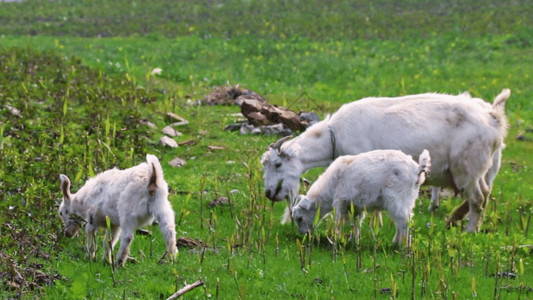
[[166, 279, 204, 300]]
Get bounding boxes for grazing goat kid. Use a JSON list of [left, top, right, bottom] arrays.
[[58, 154, 177, 266], [292, 149, 431, 245]]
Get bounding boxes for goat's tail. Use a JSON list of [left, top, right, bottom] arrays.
[[146, 154, 165, 196], [492, 88, 511, 114], [59, 174, 72, 201], [417, 150, 431, 185], [492, 88, 511, 140]]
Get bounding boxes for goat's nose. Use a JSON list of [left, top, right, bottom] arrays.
[[265, 190, 271, 199]]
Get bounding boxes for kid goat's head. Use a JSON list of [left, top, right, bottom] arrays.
[[261, 136, 301, 203], [291, 195, 316, 234], [58, 174, 83, 238]]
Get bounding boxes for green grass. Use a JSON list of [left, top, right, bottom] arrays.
[[1, 0, 532, 299]]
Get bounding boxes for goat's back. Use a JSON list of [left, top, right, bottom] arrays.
[[328, 93, 508, 189], [308, 150, 420, 209]]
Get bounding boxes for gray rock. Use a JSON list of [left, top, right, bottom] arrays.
[[140, 120, 157, 129], [168, 157, 187, 167], [239, 124, 254, 135], [224, 123, 242, 131], [162, 126, 182, 137], [299, 111, 320, 126], [160, 136, 178, 148], [262, 123, 285, 135]]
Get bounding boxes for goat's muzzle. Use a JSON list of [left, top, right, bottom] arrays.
[[265, 179, 284, 202], [64, 228, 78, 238]]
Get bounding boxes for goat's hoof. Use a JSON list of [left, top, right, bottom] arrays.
[[445, 218, 460, 229]]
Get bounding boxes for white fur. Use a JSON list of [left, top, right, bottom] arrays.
[[58, 154, 177, 266], [292, 150, 431, 244], [262, 89, 510, 232]]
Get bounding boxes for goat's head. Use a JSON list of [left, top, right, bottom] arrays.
[[261, 136, 302, 203], [58, 174, 83, 238], [291, 195, 316, 234]]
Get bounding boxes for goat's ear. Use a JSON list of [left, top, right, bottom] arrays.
[[59, 174, 72, 202], [299, 196, 313, 211]]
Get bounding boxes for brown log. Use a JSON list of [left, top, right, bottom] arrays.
[[166, 279, 205, 300]]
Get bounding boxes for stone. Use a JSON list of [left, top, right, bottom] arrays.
[[168, 157, 187, 167], [162, 126, 182, 137], [160, 136, 178, 148]]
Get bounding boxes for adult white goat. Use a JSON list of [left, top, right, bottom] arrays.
[[292, 149, 431, 244], [58, 154, 177, 266], [261, 89, 510, 232]]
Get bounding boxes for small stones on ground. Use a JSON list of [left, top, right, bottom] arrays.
[[5, 104, 22, 118], [166, 112, 188, 123], [239, 123, 255, 135], [208, 145, 224, 150], [186, 99, 203, 106], [160, 136, 178, 148], [140, 120, 157, 129], [225, 123, 243, 132], [228, 122, 293, 136], [312, 278, 324, 286], [299, 111, 320, 126], [177, 237, 205, 248], [162, 126, 182, 137], [491, 271, 517, 279], [207, 197, 230, 208], [516, 133, 531, 141], [178, 139, 197, 146], [168, 157, 187, 168]]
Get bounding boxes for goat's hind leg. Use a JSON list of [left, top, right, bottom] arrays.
[[103, 226, 121, 264], [465, 181, 486, 233], [152, 200, 178, 259], [116, 225, 135, 267], [446, 200, 469, 229]]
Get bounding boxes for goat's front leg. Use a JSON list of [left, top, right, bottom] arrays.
[[333, 201, 349, 239], [350, 210, 365, 242], [429, 186, 441, 211], [392, 220, 409, 245], [85, 223, 97, 259]]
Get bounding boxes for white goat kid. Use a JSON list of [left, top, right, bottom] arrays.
[[292, 149, 431, 245], [58, 154, 177, 266], [262, 89, 510, 233]]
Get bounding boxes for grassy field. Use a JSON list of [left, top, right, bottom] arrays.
[[1, 0, 532, 299]]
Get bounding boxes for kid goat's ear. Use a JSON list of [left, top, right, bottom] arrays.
[[299, 196, 313, 211], [59, 174, 71, 201]]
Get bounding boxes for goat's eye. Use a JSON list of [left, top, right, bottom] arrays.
[[59, 212, 62, 216], [275, 162, 282, 169], [297, 217, 303, 223]]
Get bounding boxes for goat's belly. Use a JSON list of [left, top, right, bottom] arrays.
[[424, 170, 460, 192]]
